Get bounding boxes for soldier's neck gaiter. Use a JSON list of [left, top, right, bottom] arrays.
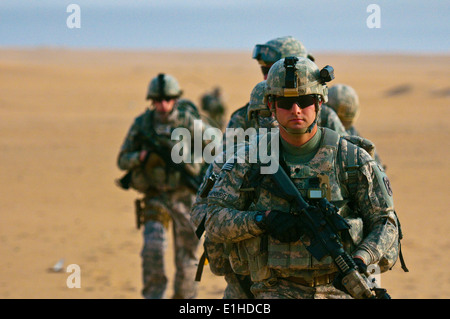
[[281, 128, 322, 164]]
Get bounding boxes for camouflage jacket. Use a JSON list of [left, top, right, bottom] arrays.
[[117, 99, 207, 193], [204, 128, 399, 281]]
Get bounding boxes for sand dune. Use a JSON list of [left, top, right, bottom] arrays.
[[0, 48, 448, 299]]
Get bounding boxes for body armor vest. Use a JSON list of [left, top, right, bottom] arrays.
[[230, 128, 363, 281]]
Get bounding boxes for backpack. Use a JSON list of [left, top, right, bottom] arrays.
[[341, 135, 408, 273]]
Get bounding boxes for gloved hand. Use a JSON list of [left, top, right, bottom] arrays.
[[332, 257, 368, 294], [265, 210, 303, 243], [353, 257, 368, 274]]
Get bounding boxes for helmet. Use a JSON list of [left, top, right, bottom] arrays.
[[265, 57, 331, 102], [252, 36, 309, 66], [247, 80, 271, 120], [146, 73, 183, 100], [265, 56, 334, 134], [327, 84, 360, 129]]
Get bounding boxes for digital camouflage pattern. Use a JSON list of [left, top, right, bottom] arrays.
[[226, 35, 313, 132], [117, 96, 207, 299], [260, 36, 309, 63], [251, 279, 350, 299], [327, 84, 385, 167], [265, 57, 346, 135], [146, 73, 183, 100], [265, 57, 328, 102], [247, 80, 271, 120], [118, 99, 205, 193], [327, 84, 360, 130], [204, 127, 400, 298], [318, 104, 348, 136], [141, 189, 199, 299], [191, 149, 255, 299], [200, 87, 226, 129]]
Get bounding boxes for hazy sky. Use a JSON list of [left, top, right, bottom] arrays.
[[0, 0, 448, 53]]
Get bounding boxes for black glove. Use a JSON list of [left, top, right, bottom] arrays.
[[353, 257, 368, 274], [265, 210, 303, 243]]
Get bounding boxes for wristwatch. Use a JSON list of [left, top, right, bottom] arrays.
[[254, 212, 267, 230]]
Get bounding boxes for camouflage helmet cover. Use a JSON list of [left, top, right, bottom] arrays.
[[265, 57, 329, 103], [253, 36, 309, 65], [247, 80, 270, 120], [146, 73, 183, 100], [327, 84, 360, 129]]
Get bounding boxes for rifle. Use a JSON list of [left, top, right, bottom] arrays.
[[116, 130, 201, 193], [271, 164, 391, 299]]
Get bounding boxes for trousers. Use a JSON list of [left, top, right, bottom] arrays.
[[140, 189, 199, 299]]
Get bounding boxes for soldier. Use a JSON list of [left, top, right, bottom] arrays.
[[327, 84, 385, 167], [204, 57, 402, 299], [200, 87, 226, 130], [227, 35, 347, 137], [191, 81, 269, 299], [116, 73, 205, 299]]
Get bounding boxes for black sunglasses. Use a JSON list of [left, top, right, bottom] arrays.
[[153, 96, 176, 103], [275, 95, 317, 110]]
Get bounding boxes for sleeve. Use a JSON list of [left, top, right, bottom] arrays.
[[181, 108, 215, 177], [117, 118, 142, 171], [204, 158, 264, 243], [225, 105, 248, 130], [350, 149, 399, 265]]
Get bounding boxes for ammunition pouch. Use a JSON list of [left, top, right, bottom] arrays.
[[136, 198, 172, 229], [203, 239, 233, 276]]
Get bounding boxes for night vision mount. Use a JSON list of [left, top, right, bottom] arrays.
[[284, 57, 299, 89], [319, 65, 335, 83]]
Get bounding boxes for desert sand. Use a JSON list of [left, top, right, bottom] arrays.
[[0, 48, 448, 299]]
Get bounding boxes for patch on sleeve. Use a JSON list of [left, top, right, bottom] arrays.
[[208, 190, 234, 202], [383, 176, 393, 196]]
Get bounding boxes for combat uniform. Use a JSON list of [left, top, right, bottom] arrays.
[[203, 57, 400, 299], [200, 87, 226, 130], [118, 96, 204, 299], [192, 81, 273, 299], [327, 84, 384, 167], [205, 128, 399, 299]]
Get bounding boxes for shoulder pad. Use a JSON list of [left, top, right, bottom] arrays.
[[342, 135, 375, 159]]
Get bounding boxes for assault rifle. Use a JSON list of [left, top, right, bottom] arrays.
[[116, 131, 201, 193], [271, 165, 391, 299]]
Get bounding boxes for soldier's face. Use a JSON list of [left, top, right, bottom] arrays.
[[275, 99, 319, 132], [153, 98, 176, 114]]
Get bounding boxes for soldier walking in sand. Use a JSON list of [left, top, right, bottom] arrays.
[[203, 57, 405, 299], [116, 73, 209, 299]]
